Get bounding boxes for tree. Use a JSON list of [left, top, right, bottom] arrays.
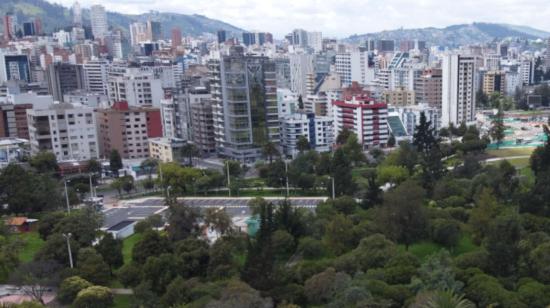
[[34, 233, 80, 266], [296, 135, 310, 153], [387, 134, 396, 147], [205, 280, 273, 308], [0, 235, 20, 282], [204, 208, 233, 235], [37, 211, 65, 240], [529, 242, 550, 284], [336, 128, 352, 145], [419, 290, 475, 308], [342, 133, 366, 164], [96, 233, 123, 273], [490, 108, 506, 149], [304, 267, 351, 305], [110, 178, 123, 196], [76, 247, 111, 285], [57, 276, 93, 305], [298, 94, 304, 110], [431, 219, 460, 248], [469, 188, 501, 244], [410, 250, 463, 293], [87, 159, 102, 175], [362, 169, 382, 209], [29, 152, 58, 174], [9, 260, 61, 305], [132, 230, 171, 264], [121, 175, 134, 194], [476, 89, 489, 108], [109, 150, 123, 176], [331, 148, 356, 197], [167, 202, 201, 241], [181, 143, 200, 166], [52, 208, 102, 247], [140, 158, 158, 179], [323, 214, 355, 255], [262, 141, 280, 164], [413, 112, 437, 155], [73, 286, 114, 308], [376, 180, 427, 249], [142, 253, 178, 294], [485, 214, 522, 276]]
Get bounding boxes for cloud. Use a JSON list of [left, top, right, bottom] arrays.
[[56, 0, 550, 37]]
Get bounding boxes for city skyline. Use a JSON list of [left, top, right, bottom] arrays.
[[52, 0, 550, 37]]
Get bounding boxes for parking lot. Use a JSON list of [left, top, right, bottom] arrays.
[[103, 197, 327, 225]]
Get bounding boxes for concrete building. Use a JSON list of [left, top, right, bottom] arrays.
[[305, 93, 329, 116], [72, 1, 82, 26], [280, 112, 334, 158], [520, 58, 535, 86], [394, 103, 440, 135], [289, 53, 314, 97], [335, 51, 374, 87], [277, 88, 299, 118], [209, 46, 279, 162], [441, 54, 477, 127], [0, 103, 33, 139], [90, 4, 108, 39], [148, 137, 185, 163], [383, 88, 415, 106], [83, 58, 109, 95], [147, 21, 162, 41], [3, 14, 17, 41], [0, 54, 31, 83], [414, 68, 442, 109], [307, 32, 323, 52], [96, 101, 162, 159], [107, 65, 163, 107], [482, 71, 506, 96], [27, 103, 99, 161], [332, 95, 389, 148], [190, 98, 215, 154], [63, 90, 108, 108], [46, 63, 84, 102], [129, 22, 148, 46]]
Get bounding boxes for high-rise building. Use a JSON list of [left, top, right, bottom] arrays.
[[289, 53, 314, 97], [383, 88, 415, 106], [482, 71, 506, 96], [46, 63, 85, 102], [96, 101, 162, 159], [72, 1, 82, 26], [217, 30, 227, 44], [22, 22, 35, 36], [520, 58, 535, 86], [147, 20, 162, 41], [209, 46, 279, 162], [335, 51, 374, 86], [332, 95, 389, 148], [307, 32, 323, 52], [242, 32, 256, 46], [171, 27, 182, 49], [129, 22, 147, 46], [107, 65, 163, 107], [83, 59, 109, 95], [414, 68, 442, 109], [441, 54, 477, 127], [190, 94, 216, 154], [90, 5, 108, 39], [3, 14, 16, 41], [0, 54, 31, 83], [34, 17, 42, 35], [27, 103, 99, 161]]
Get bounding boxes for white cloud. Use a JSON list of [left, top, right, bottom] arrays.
[[55, 0, 550, 38]]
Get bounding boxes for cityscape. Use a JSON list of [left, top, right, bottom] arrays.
[[1, 0, 550, 307]]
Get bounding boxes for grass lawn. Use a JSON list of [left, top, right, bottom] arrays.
[[113, 294, 133, 308], [15, 232, 45, 263], [122, 233, 142, 265], [398, 234, 479, 261], [486, 147, 535, 158], [487, 157, 531, 168]]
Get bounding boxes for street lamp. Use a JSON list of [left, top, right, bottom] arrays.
[[62, 233, 73, 268], [328, 176, 335, 199], [284, 160, 290, 197], [63, 179, 71, 213], [226, 161, 231, 197]]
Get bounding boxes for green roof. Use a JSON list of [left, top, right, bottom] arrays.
[[387, 115, 408, 137]]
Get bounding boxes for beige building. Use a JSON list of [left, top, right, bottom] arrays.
[[148, 137, 185, 163], [414, 68, 442, 109], [482, 71, 506, 96], [383, 87, 415, 106]]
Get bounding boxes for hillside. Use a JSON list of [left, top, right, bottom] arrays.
[[0, 0, 243, 37], [348, 22, 550, 47]]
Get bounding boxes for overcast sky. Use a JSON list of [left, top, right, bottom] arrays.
[[53, 0, 550, 38]]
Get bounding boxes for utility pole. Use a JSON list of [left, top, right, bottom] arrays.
[[331, 176, 336, 199], [63, 233, 73, 268], [88, 173, 94, 198], [285, 160, 290, 197], [226, 161, 231, 197], [64, 179, 71, 213]]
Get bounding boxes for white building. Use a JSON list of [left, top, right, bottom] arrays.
[[307, 32, 323, 52], [129, 22, 148, 46], [90, 4, 108, 39], [107, 66, 163, 107], [280, 112, 334, 158], [53, 30, 71, 46], [27, 103, 99, 161], [336, 51, 374, 86], [289, 53, 314, 97], [277, 88, 298, 118], [505, 71, 521, 96], [441, 54, 477, 127], [520, 58, 535, 86], [394, 103, 440, 136], [83, 58, 109, 95]]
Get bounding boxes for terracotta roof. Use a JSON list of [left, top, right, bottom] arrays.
[[6, 217, 27, 226]]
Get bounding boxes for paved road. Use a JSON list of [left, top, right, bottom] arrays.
[[102, 205, 167, 229], [483, 155, 530, 163]]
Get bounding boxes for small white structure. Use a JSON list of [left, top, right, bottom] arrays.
[[106, 220, 135, 239]]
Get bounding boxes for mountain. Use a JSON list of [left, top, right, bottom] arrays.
[[0, 0, 243, 37], [347, 23, 550, 47]]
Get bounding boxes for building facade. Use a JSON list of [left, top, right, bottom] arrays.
[[280, 112, 334, 158], [441, 54, 477, 127]]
